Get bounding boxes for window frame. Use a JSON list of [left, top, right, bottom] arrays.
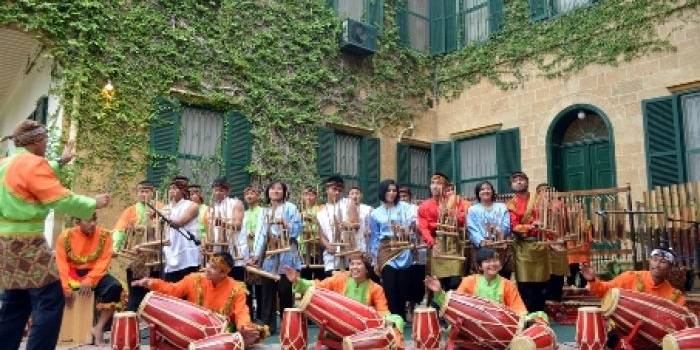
[[327, 0, 384, 31], [529, 0, 598, 22], [334, 131, 363, 192], [679, 91, 700, 182], [455, 133, 500, 194], [400, 143, 432, 200]]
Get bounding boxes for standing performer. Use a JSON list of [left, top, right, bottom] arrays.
[[283, 253, 405, 348], [507, 171, 550, 313], [317, 175, 345, 276], [55, 214, 122, 345], [418, 173, 465, 291], [580, 247, 685, 305], [209, 177, 246, 279], [345, 186, 372, 254], [251, 181, 302, 334], [369, 179, 414, 320], [536, 183, 568, 302], [467, 181, 512, 278], [300, 186, 324, 280], [132, 252, 262, 345], [188, 184, 209, 238], [241, 185, 263, 320], [0, 120, 109, 350], [112, 180, 161, 311], [399, 186, 425, 318], [163, 177, 201, 282]]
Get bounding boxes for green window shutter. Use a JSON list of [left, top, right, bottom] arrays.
[[223, 111, 252, 199], [147, 96, 180, 187], [326, 0, 337, 11], [396, 143, 411, 186], [496, 128, 521, 192], [431, 141, 455, 184], [643, 96, 685, 188], [488, 0, 504, 34], [396, 3, 409, 46], [443, 0, 458, 52], [367, 0, 384, 30], [316, 127, 336, 180], [429, 0, 446, 55], [361, 137, 381, 207], [528, 0, 549, 21]]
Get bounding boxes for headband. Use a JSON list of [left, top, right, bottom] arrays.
[[210, 255, 232, 274], [650, 249, 674, 263]]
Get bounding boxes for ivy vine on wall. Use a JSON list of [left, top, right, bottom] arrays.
[[0, 0, 697, 200]]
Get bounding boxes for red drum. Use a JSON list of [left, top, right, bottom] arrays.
[[576, 307, 606, 350], [440, 291, 523, 349], [111, 311, 139, 350], [187, 333, 244, 350], [510, 324, 557, 350], [342, 326, 398, 350], [663, 327, 700, 350], [601, 288, 698, 350], [280, 308, 308, 350], [298, 286, 384, 338], [412, 307, 440, 349], [138, 292, 228, 349]]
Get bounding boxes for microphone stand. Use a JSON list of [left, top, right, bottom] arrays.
[[146, 202, 201, 246]]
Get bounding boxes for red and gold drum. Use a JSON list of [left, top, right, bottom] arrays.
[[412, 307, 440, 350], [342, 326, 398, 350], [576, 307, 606, 350], [663, 327, 700, 350], [187, 333, 244, 350], [298, 286, 384, 338], [510, 324, 557, 350], [280, 307, 308, 350], [440, 291, 523, 349], [111, 311, 139, 350], [601, 288, 698, 350], [138, 292, 228, 349]]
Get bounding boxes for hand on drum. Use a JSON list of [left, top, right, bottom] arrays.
[[131, 278, 151, 288], [579, 263, 596, 282], [282, 265, 298, 283], [78, 281, 92, 297], [239, 325, 261, 346], [424, 275, 442, 292], [64, 292, 74, 308]]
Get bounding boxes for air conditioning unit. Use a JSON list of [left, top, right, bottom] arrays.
[[340, 18, 377, 56]]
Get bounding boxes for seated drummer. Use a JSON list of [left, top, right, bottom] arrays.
[[425, 247, 548, 323], [132, 252, 262, 345], [580, 246, 685, 305], [55, 213, 123, 345], [283, 253, 405, 347]]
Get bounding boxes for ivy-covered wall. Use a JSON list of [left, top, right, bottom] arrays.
[[0, 0, 697, 204]]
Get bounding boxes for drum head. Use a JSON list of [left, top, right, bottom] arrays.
[[662, 334, 680, 350]]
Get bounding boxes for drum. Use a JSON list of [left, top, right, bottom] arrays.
[[576, 307, 606, 350], [510, 324, 557, 350], [601, 288, 698, 350], [188, 333, 245, 350], [342, 326, 398, 350], [298, 286, 384, 338], [412, 307, 440, 349], [111, 311, 139, 350], [280, 308, 308, 350], [138, 291, 228, 349], [58, 293, 95, 346], [663, 327, 700, 350], [440, 291, 523, 349]]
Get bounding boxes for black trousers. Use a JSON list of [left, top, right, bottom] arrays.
[[546, 274, 565, 301], [517, 281, 548, 312], [75, 269, 122, 306], [164, 265, 200, 283], [300, 266, 325, 281], [381, 266, 411, 320], [260, 274, 294, 334], [127, 268, 161, 312], [409, 264, 426, 303], [567, 263, 588, 288]]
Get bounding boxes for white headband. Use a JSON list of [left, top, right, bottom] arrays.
[[650, 249, 674, 263]]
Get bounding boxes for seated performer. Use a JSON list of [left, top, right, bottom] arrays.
[[580, 247, 685, 305], [283, 253, 405, 347], [132, 252, 262, 345], [55, 214, 123, 345]]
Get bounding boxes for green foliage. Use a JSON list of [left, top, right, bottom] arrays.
[[1, 0, 697, 200]]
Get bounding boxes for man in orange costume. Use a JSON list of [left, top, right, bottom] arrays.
[[284, 253, 405, 348], [581, 247, 685, 305], [132, 252, 262, 346], [55, 214, 122, 345]]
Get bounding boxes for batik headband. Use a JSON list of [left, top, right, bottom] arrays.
[[650, 249, 674, 263], [210, 255, 232, 274]]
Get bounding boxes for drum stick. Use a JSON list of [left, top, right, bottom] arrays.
[[245, 265, 280, 281]]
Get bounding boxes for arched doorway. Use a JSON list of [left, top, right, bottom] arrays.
[[547, 105, 616, 191]]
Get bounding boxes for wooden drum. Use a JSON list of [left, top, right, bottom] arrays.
[[342, 326, 398, 350], [298, 286, 384, 338], [663, 327, 700, 350], [576, 307, 606, 350], [412, 307, 440, 350], [111, 311, 139, 350], [188, 333, 245, 350], [510, 324, 557, 350], [280, 307, 308, 350]]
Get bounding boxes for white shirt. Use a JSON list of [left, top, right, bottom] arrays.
[[317, 202, 344, 272], [210, 197, 248, 265], [340, 202, 372, 253], [163, 199, 201, 273]]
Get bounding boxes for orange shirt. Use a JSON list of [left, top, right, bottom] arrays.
[[314, 272, 391, 316], [508, 192, 538, 237], [589, 270, 685, 306], [55, 226, 114, 294], [150, 273, 251, 330], [455, 275, 528, 315]]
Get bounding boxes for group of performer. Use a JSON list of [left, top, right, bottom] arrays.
[[0, 119, 691, 350]]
